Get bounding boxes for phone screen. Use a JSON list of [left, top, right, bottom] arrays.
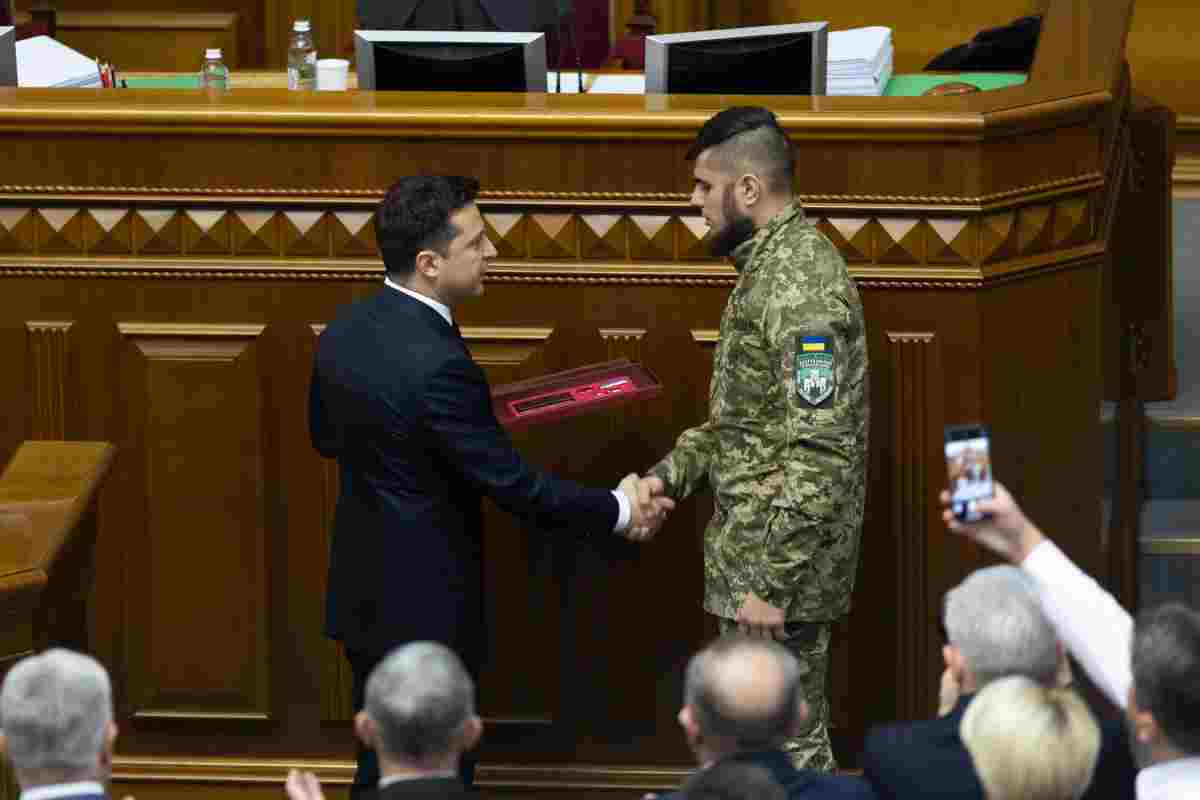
[[944, 425, 993, 522]]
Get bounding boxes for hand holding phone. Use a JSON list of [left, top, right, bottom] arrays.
[[944, 424, 994, 522]]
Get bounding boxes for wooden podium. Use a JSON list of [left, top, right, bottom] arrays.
[[0, 0, 1170, 796]]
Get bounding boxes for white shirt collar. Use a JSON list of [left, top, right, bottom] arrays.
[[21, 782, 105, 800], [1136, 756, 1200, 800], [378, 771, 457, 789], [384, 277, 453, 327]]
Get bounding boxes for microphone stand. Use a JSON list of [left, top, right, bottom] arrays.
[[555, 8, 565, 92]]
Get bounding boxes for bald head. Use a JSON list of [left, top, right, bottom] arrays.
[[684, 636, 804, 751]]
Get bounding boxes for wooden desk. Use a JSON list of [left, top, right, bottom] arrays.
[[0, 1, 1169, 797]]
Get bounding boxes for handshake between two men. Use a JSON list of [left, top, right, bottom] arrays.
[[616, 474, 675, 542]]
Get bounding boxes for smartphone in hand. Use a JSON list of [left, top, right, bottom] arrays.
[[944, 424, 994, 522]]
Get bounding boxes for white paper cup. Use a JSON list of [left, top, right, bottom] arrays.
[[316, 58, 350, 91]]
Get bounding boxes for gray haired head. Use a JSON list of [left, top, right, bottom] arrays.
[[0, 649, 113, 776], [683, 635, 804, 751], [944, 565, 1059, 687], [365, 642, 475, 762]]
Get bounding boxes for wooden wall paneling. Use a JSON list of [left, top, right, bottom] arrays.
[[260, 321, 332, 733], [469, 327, 565, 752], [116, 321, 272, 723], [53, 12, 239, 71], [981, 265, 1105, 579], [14, 0, 268, 68], [0, 317, 27, 467]]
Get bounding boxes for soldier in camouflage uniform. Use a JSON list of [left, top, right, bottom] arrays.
[[645, 107, 869, 772]]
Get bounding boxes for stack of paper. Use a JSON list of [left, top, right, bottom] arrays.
[[827, 26, 893, 96], [16, 36, 102, 87]]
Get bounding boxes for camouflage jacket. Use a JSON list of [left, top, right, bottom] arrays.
[[648, 203, 869, 621]]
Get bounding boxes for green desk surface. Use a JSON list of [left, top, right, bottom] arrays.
[[123, 72, 1029, 95], [883, 72, 1028, 96]]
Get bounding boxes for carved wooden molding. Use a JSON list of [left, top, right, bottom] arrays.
[[885, 331, 938, 721], [112, 757, 690, 790], [0, 190, 1102, 287], [55, 10, 238, 29], [0, 172, 1103, 207], [1174, 155, 1200, 196], [25, 321, 73, 440]]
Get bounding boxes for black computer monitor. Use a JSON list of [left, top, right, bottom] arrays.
[[354, 30, 548, 92], [645, 23, 828, 96]]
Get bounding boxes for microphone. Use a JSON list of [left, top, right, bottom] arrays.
[[554, 0, 582, 94]]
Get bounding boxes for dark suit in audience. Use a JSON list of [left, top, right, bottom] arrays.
[[862, 695, 981, 800], [864, 695, 1133, 800], [375, 776, 473, 800]]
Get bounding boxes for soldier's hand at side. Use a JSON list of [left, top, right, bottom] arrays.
[[939, 481, 1044, 563], [735, 592, 785, 641]]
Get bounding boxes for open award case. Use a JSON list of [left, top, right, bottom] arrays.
[[492, 358, 663, 431]]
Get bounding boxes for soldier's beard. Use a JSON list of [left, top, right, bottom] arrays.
[[707, 187, 756, 258]]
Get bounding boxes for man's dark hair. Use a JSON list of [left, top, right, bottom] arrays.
[[375, 175, 480, 279], [1131, 603, 1200, 755], [685, 106, 794, 194], [684, 636, 804, 751], [682, 760, 786, 800]]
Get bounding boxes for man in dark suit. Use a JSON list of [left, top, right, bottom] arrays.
[[309, 175, 672, 798], [356, 0, 559, 32], [861, 566, 1135, 800], [287, 642, 481, 800], [0, 648, 117, 800], [665, 636, 873, 800]]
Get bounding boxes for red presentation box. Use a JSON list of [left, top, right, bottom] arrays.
[[492, 358, 663, 431]]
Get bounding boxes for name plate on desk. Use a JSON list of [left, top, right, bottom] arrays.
[[492, 358, 662, 430]]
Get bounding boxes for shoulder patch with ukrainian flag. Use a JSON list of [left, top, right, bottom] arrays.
[[795, 334, 835, 406]]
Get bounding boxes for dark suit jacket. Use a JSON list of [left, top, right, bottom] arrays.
[[310, 287, 618, 666], [862, 694, 1136, 800], [357, 0, 560, 32], [664, 750, 875, 800], [375, 776, 473, 800]]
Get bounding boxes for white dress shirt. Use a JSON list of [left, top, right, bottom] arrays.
[[1135, 757, 1200, 800], [21, 782, 105, 800], [1023, 539, 1134, 708], [1023, 539, 1200, 799], [381, 278, 631, 532], [378, 771, 457, 788]]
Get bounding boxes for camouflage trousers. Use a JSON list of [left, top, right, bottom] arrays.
[[717, 617, 835, 772]]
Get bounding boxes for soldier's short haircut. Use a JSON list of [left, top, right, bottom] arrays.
[[681, 760, 786, 800], [943, 566, 1059, 687], [683, 636, 804, 750], [686, 106, 794, 195], [0, 648, 112, 773], [1131, 602, 1200, 755], [365, 642, 475, 762]]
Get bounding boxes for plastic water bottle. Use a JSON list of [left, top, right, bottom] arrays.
[[287, 19, 317, 90], [199, 48, 229, 91]]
